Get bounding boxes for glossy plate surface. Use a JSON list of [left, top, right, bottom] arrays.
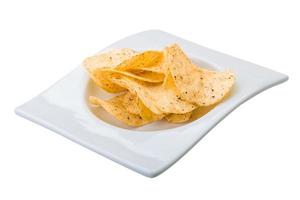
[[15, 30, 288, 177]]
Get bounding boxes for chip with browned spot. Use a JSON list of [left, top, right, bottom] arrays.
[[165, 44, 235, 106], [89, 94, 150, 127], [83, 48, 137, 93]]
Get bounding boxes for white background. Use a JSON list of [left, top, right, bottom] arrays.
[[1, 0, 299, 199]]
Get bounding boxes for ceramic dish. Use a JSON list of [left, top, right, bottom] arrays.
[[15, 30, 288, 177]]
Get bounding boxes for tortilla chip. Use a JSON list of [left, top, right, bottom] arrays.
[[131, 70, 165, 83], [122, 92, 163, 121], [88, 68, 125, 93], [115, 51, 163, 71], [83, 48, 137, 93], [122, 92, 140, 115], [129, 49, 169, 75], [111, 76, 196, 114], [100, 68, 164, 83], [89, 95, 150, 127], [84, 48, 137, 70], [165, 112, 192, 123], [131, 64, 167, 74], [165, 44, 235, 106], [137, 99, 164, 121]]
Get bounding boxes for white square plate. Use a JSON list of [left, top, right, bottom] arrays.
[[15, 30, 288, 177]]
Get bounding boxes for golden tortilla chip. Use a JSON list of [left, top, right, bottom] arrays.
[[100, 68, 164, 83], [165, 112, 192, 123], [122, 92, 140, 115], [84, 48, 137, 70], [132, 70, 165, 83], [115, 51, 164, 71], [83, 48, 137, 93], [131, 64, 167, 74], [88, 68, 125, 93], [111, 76, 196, 114], [137, 99, 164, 121], [122, 92, 163, 121], [89, 95, 150, 127], [165, 44, 235, 106], [129, 49, 169, 74]]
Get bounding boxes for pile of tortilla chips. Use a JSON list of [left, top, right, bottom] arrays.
[[83, 44, 235, 127]]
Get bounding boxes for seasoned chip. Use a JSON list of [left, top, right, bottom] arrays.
[[132, 70, 165, 83], [137, 99, 164, 121], [115, 51, 164, 71], [88, 68, 125, 93], [129, 50, 168, 74], [165, 112, 192, 123], [84, 48, 137, 70], [83, 48, 137, 93], [111, 76, 196, 114], [122, 92, 163, 121], [122, 92, 140, 115], [132, 63, 167, 74], [165, 44, 235, 106], [89, 95, 150, 127], [100, 68, 164, 83]]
